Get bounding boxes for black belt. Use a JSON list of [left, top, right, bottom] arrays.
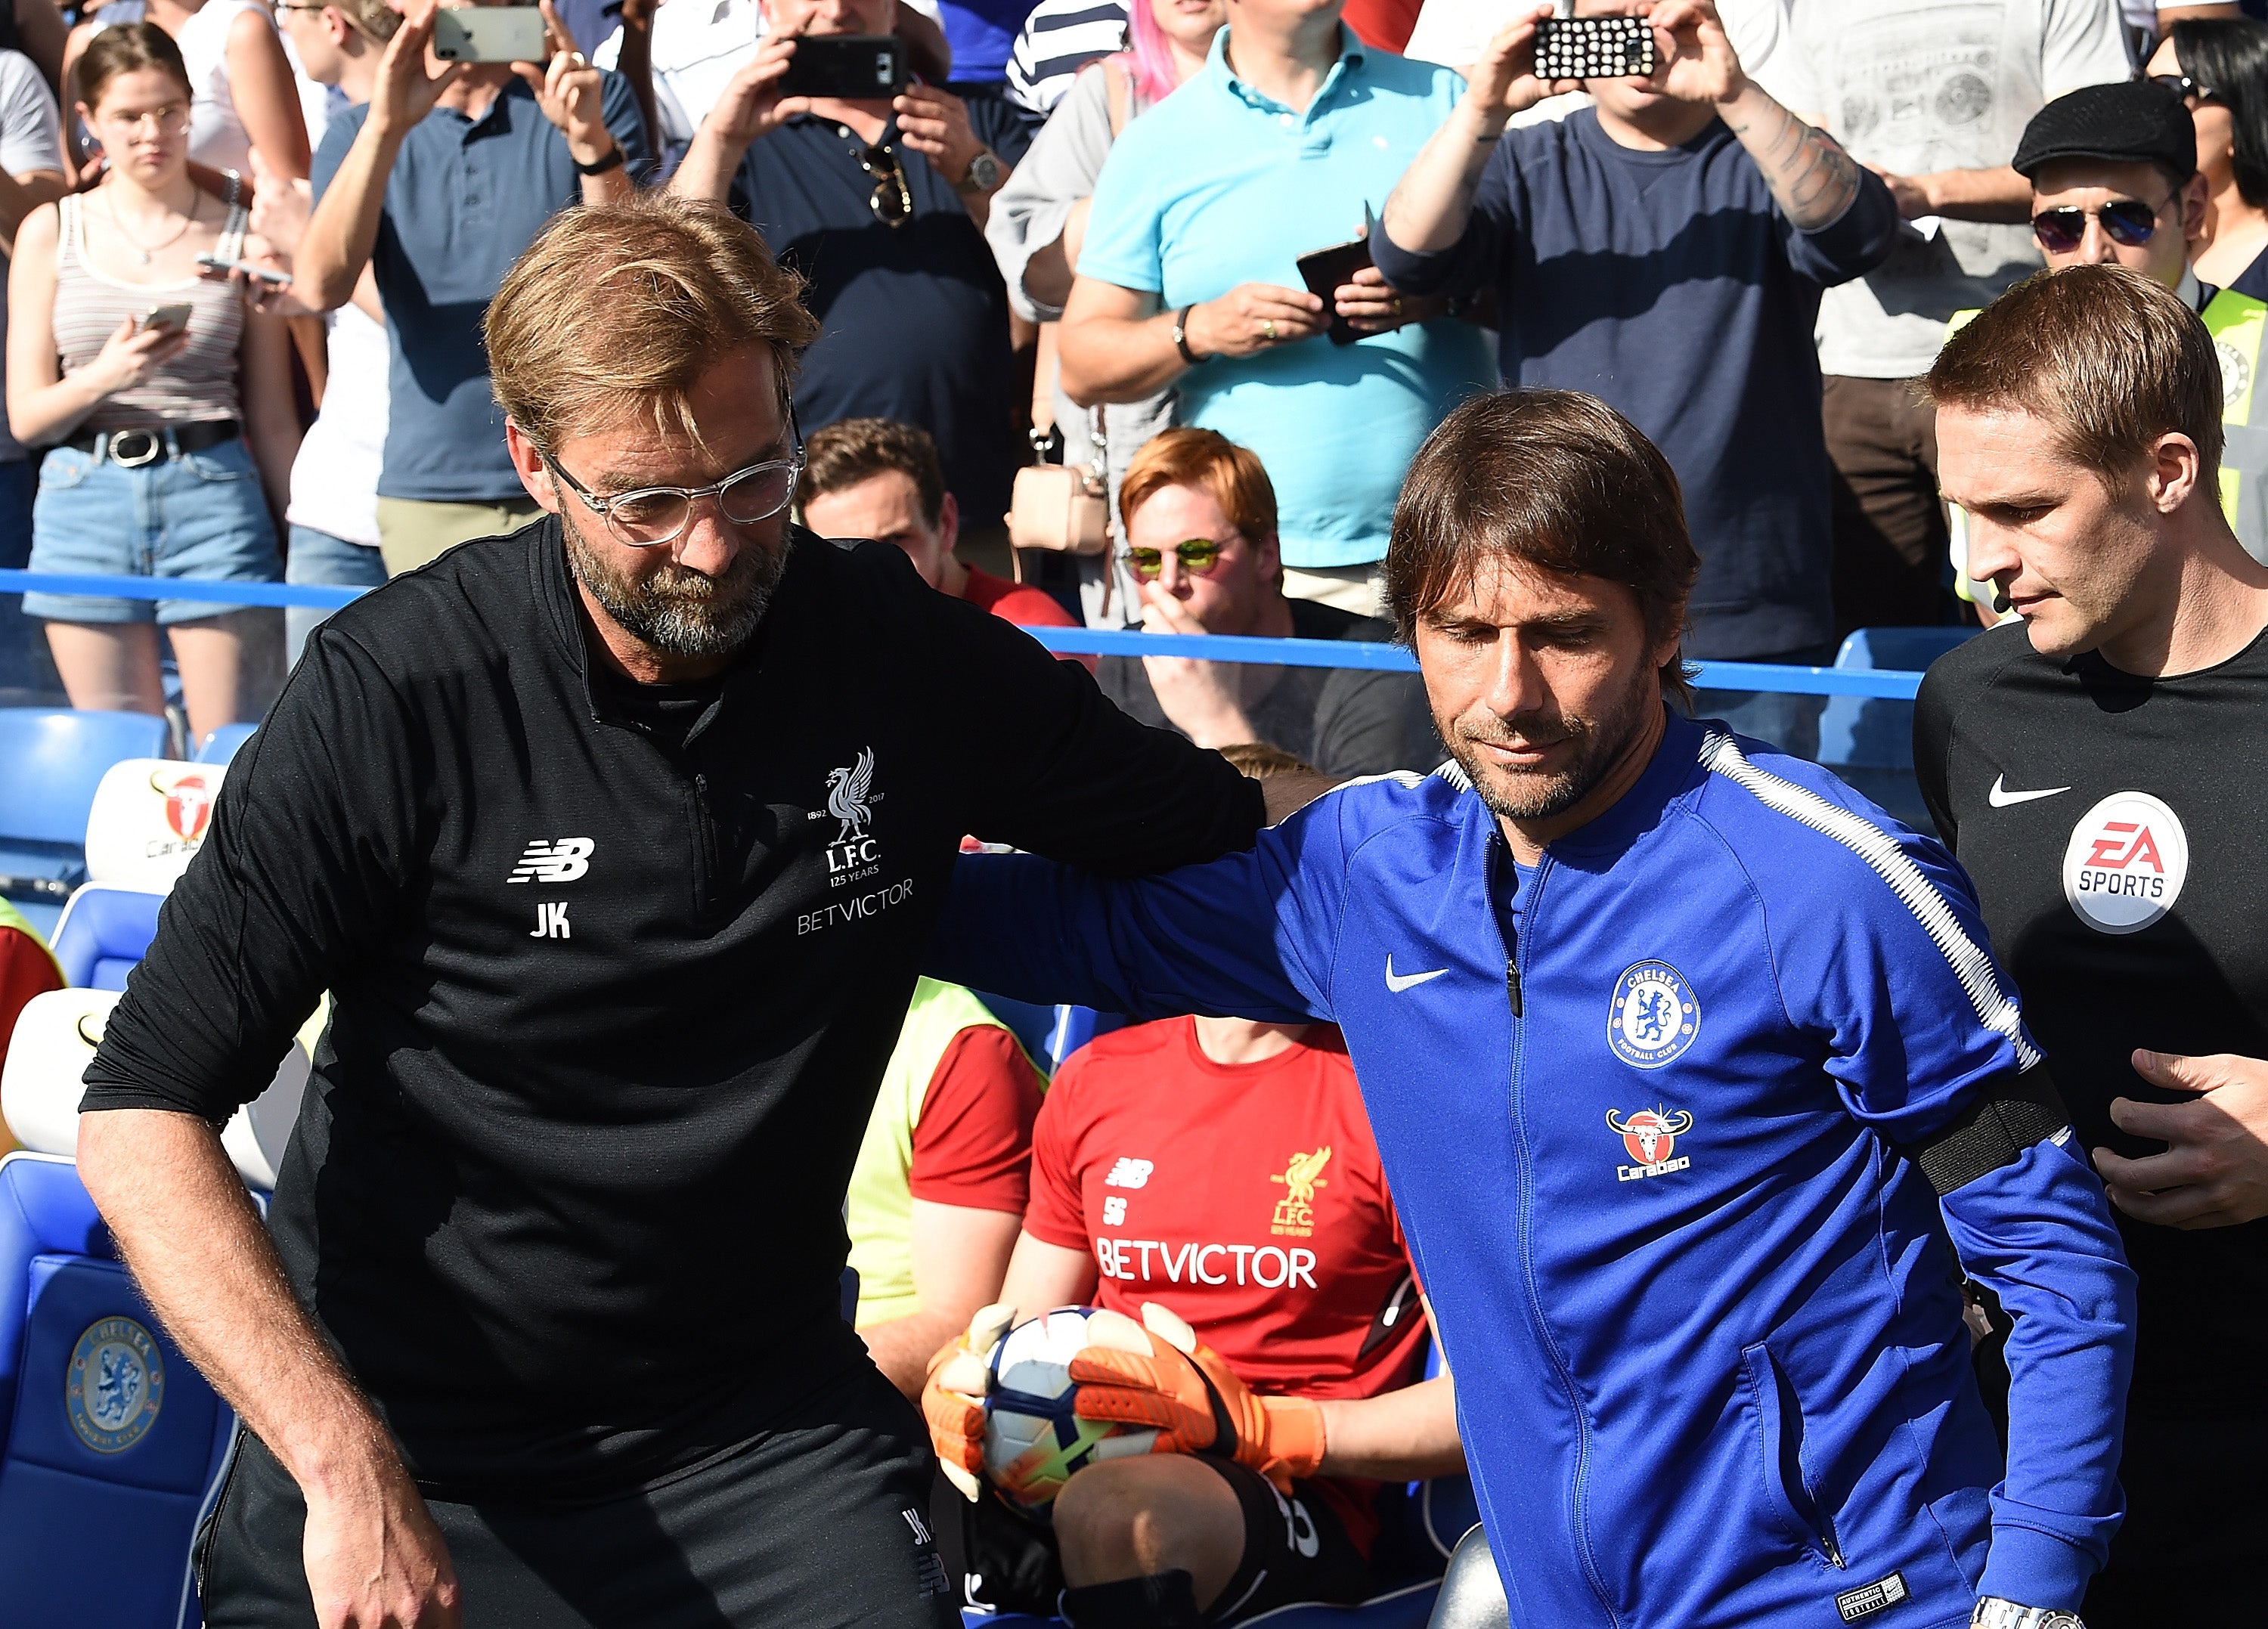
[[64, 420, 240, 467]]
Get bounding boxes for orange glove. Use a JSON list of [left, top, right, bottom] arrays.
[[1067, 1302, 1326, 1492], [922, 1301, 1015, 1501]]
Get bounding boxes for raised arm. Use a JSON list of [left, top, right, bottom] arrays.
[[223, 3, 314, 178], [76, 1111, 457, 1629], [1647, 0, 1861, 232], [296, 2, 461, 311], [1380, 8, 1569, 260]]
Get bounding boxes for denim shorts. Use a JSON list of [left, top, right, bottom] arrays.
[[24, 437, 283, 625]]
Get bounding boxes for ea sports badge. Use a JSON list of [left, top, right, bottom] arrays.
[[67, 1316, 164, 1454], [2062, 791, 2189, 936], [1606, 961, 1700, 1069]]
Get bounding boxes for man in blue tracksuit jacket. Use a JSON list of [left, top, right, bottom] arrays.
[[928, 391, 2134, 1629]]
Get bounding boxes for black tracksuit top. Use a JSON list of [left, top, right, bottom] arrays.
[[82, 519, 1265, 1500]]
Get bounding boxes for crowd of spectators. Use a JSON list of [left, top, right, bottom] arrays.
[[6, 0, 2261, 752], [11, 1, 2268, 1621]]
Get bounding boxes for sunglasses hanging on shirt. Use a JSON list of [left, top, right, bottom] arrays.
[[860, 142, 912, 228]]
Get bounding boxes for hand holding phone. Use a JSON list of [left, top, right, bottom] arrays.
[[431, 5, 548, 63], [779, 35, 907, 100], [1532, 16, 1658, 82], [1295, 237, 1380, 346], [138, 303, 194, 336], [196, 252, 293, 289]]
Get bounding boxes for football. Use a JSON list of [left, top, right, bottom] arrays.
[[982, 1306, 1160, 1511]]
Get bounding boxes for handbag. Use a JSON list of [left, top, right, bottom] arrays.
[[1006, 405, 1111, 558]]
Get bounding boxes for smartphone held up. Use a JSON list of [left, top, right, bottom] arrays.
[[779, 35, 909, 100], [431, 5, 549, 64], [1532, 16, 1659, 82]]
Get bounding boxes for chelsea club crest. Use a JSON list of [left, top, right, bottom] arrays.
[[67, 1315, 165, 1454], [1606, 961, 1700, 1069]]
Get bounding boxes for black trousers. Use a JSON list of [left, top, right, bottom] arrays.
[[197, 1363, 959, 1629]]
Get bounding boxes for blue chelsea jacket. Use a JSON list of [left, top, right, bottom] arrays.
[[928, 712, 2135, 1627]]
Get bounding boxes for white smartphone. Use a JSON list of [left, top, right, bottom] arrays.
[[195, 252, 293, 288], [139, 302, 194, 335], [432, 6, 548, 63]]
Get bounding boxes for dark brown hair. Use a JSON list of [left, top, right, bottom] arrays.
[[1120, 427, 1278, 543], [1385, 389, 1700, 708], [801, 417, 947, 528], [1217, 742, 1318, 779], [79, 22, 193, 113], [487, 194, 818, 449], [1927, 264, 2224, 493]]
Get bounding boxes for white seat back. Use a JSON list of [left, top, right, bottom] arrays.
[[81, 759, 229, 892], [2, 988, 308, 1191]]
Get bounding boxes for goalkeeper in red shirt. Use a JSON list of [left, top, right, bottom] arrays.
[[922, 983, 1463, 1625]]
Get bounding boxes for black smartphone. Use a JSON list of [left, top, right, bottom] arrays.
[[1532, 16, 1658, 82], [1296, 236, 1374, 347], [780, 35, 909, 100]]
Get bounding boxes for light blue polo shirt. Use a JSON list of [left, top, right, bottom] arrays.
[[1078, 30, 1492, 570]]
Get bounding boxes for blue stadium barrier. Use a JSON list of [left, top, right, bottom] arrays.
[[0, 571, 1925, 700]]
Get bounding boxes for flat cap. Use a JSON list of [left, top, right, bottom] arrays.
[[2012, 81, 2197, 184]]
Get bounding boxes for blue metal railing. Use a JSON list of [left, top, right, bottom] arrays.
[[0, 569, 1924, 700]]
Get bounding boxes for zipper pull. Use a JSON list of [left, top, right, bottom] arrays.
[[1505, 959, 1523, 1017]]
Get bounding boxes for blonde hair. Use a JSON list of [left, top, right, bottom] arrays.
[[485, 194, 820, 451]]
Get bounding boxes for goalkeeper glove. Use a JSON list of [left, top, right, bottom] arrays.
[[922, 1301, 1015, 1501], [1067, 1302, 1326, 1492]]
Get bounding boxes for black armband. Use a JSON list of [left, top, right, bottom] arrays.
[[1902, 1067, 2072, 1195]]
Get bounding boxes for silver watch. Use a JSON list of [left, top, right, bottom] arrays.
[[958, 148, 1002, 194], [1972, 1599, 2084, 1629]]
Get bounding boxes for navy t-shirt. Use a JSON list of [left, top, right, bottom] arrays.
[[314, 76, 654, 504], [730, 102, 1032, 527], [1374, 110, 1898, 661]]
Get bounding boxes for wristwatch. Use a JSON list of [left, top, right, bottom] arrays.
[[957, 147, 1002, 194], [1173, 305, 1207, 366], [574, 140, 624, 177], [1972, 1600, 2085, 1629]]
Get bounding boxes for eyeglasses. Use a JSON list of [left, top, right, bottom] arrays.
[[2031, 197, 2168, 253], [2149, 71, 2220, 104], [103, 106, 190, 137], [543, 448, 804, 547], [271, 2, 329, 14], [1124, 537, 1227, 580], [860, 143, 912, 228]]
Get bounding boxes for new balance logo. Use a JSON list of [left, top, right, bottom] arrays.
[[531, 902, 571, 940], [1105, 1157, 1154, 1189], [507, 838, 593, 884], [901, 1508, 933, 1546]]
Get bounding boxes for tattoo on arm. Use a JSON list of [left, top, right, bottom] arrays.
[[1728, 100, 1861, 232]]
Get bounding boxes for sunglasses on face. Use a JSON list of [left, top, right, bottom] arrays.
[[860, 143, 912, 228], [2031, 197, 2166, 254], [2149, 71, 2220, 104], [1124, 537, 1226, 580]]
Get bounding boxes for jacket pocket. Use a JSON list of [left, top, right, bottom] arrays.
[[1740, 1339, 1845, 1569]]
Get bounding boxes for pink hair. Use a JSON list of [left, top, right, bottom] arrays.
[[1123, 0, 1184, 110]]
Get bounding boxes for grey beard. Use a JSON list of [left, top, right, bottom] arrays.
[[560, 504, 782, 660]]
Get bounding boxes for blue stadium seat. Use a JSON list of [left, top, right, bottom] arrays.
[[48, 887, 166, 990], [1814, 627, 1978, 831], [194, 724, 256, 765], [0, 711, 171, 939], [0, 1151, 236, 1629]]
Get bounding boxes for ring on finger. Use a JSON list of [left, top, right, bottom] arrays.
[[1260, 317, 1278, 342], [569, 51, 587, 65], [1390, 294, 1404, 317]]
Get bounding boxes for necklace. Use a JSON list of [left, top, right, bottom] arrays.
[[104, 187, 198, 266]]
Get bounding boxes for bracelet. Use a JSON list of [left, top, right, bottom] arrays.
[[574, 142, 624, 177], [1172, 305, 1207, 366]]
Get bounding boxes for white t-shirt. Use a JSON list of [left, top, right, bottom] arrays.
[[94, 0, 280, 174], [0, 50, 65, 466], [285, 302, 387, 546], [1755, 0, 2133, 378]]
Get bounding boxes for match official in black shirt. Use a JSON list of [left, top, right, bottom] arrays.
[[1918, 264, 2268, 1624], [71, 194, 1279, 1629]]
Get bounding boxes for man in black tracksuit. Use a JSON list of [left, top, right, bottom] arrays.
[[72, 194, 1272, 1627]]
